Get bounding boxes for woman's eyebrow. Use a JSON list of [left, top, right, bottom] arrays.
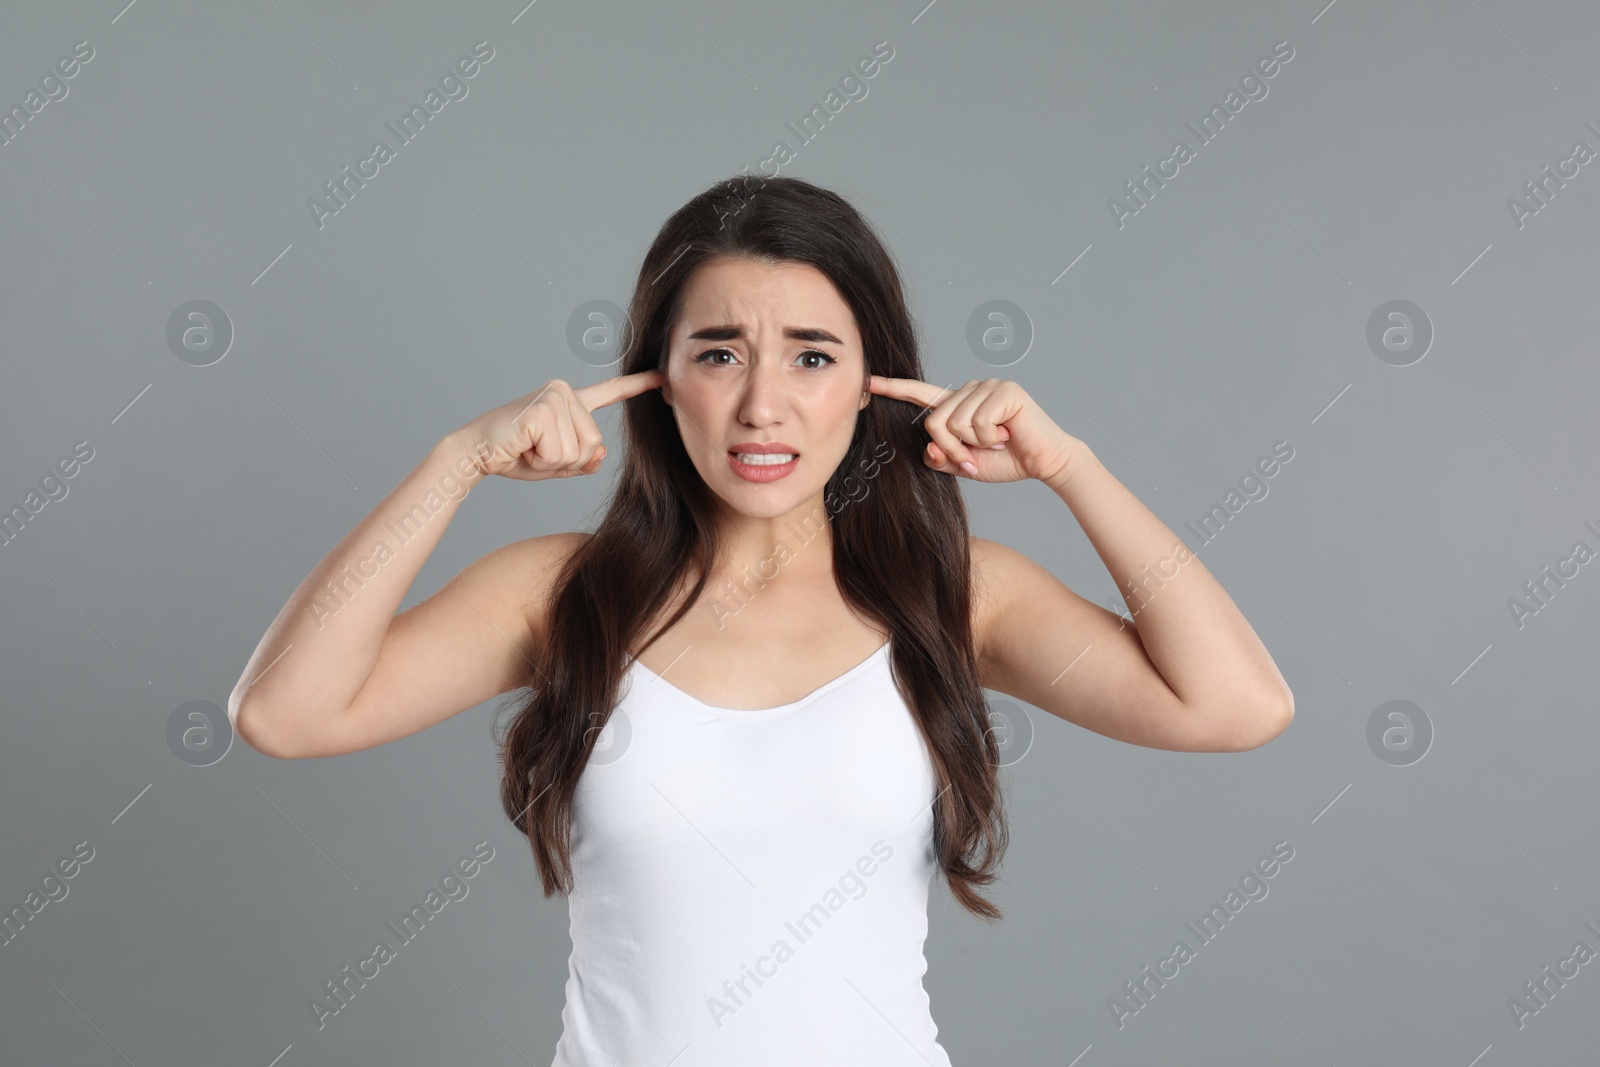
[[686, 325, 844, 345]]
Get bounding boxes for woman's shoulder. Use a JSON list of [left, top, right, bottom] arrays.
[[966, 533, 1014, 589], [965, 534, 1050, 659], [484, 530, 592, 573], [480, 531, 593, 645], [967, 535, 1005, 654], [968, 534, 1070, 603]]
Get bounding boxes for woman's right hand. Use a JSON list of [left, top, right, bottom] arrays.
[[457, 371, 666, 481]]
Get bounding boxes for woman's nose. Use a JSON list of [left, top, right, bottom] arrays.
[[736, 361, 788, 422]]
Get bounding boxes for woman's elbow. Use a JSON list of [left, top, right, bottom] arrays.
[[1238, 695, 1294, 750], [230, 694, 308, 760], [1198, 694, 1293, 752]]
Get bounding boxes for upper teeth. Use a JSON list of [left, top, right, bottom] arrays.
[[736, 453, 796, 465]]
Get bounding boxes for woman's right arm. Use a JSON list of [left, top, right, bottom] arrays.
[[228, 372, 663, 759]]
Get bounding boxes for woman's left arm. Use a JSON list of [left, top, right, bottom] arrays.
[[870, 374, 1294, 753], [1039, 445, 1295, 744]]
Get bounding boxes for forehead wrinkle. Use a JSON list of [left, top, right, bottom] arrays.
[[675, 270, 857, 351]]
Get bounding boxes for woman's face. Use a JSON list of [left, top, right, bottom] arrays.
[[662, 256, 869, 521]]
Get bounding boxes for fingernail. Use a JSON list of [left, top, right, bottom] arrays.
[[988, 443, 1006, 449], [961, 460, 978, 474]]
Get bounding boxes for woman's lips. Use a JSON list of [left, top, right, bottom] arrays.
[[727, 450, 800, 483]]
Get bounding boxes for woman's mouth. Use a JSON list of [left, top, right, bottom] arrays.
[[727, 450, 800, 482]]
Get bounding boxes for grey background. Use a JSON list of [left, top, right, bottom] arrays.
[[3, 0, 1597, 1064]]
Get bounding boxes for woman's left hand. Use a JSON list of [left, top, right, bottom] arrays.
[[867, 375, 1086, 484]]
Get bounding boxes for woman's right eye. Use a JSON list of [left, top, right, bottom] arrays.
[[693, 348, 737, 365]]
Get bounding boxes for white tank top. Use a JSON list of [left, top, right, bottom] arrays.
[[548, 640, 954, 1067]]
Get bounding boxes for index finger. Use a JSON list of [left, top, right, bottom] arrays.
[[574, 369, 667, 412], [867, 374, 960, 411]]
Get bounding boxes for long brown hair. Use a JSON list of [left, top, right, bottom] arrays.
[[494, 174, 1007, 921]]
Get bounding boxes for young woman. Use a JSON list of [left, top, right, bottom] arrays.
[[229, 175, 1293, 1065]]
